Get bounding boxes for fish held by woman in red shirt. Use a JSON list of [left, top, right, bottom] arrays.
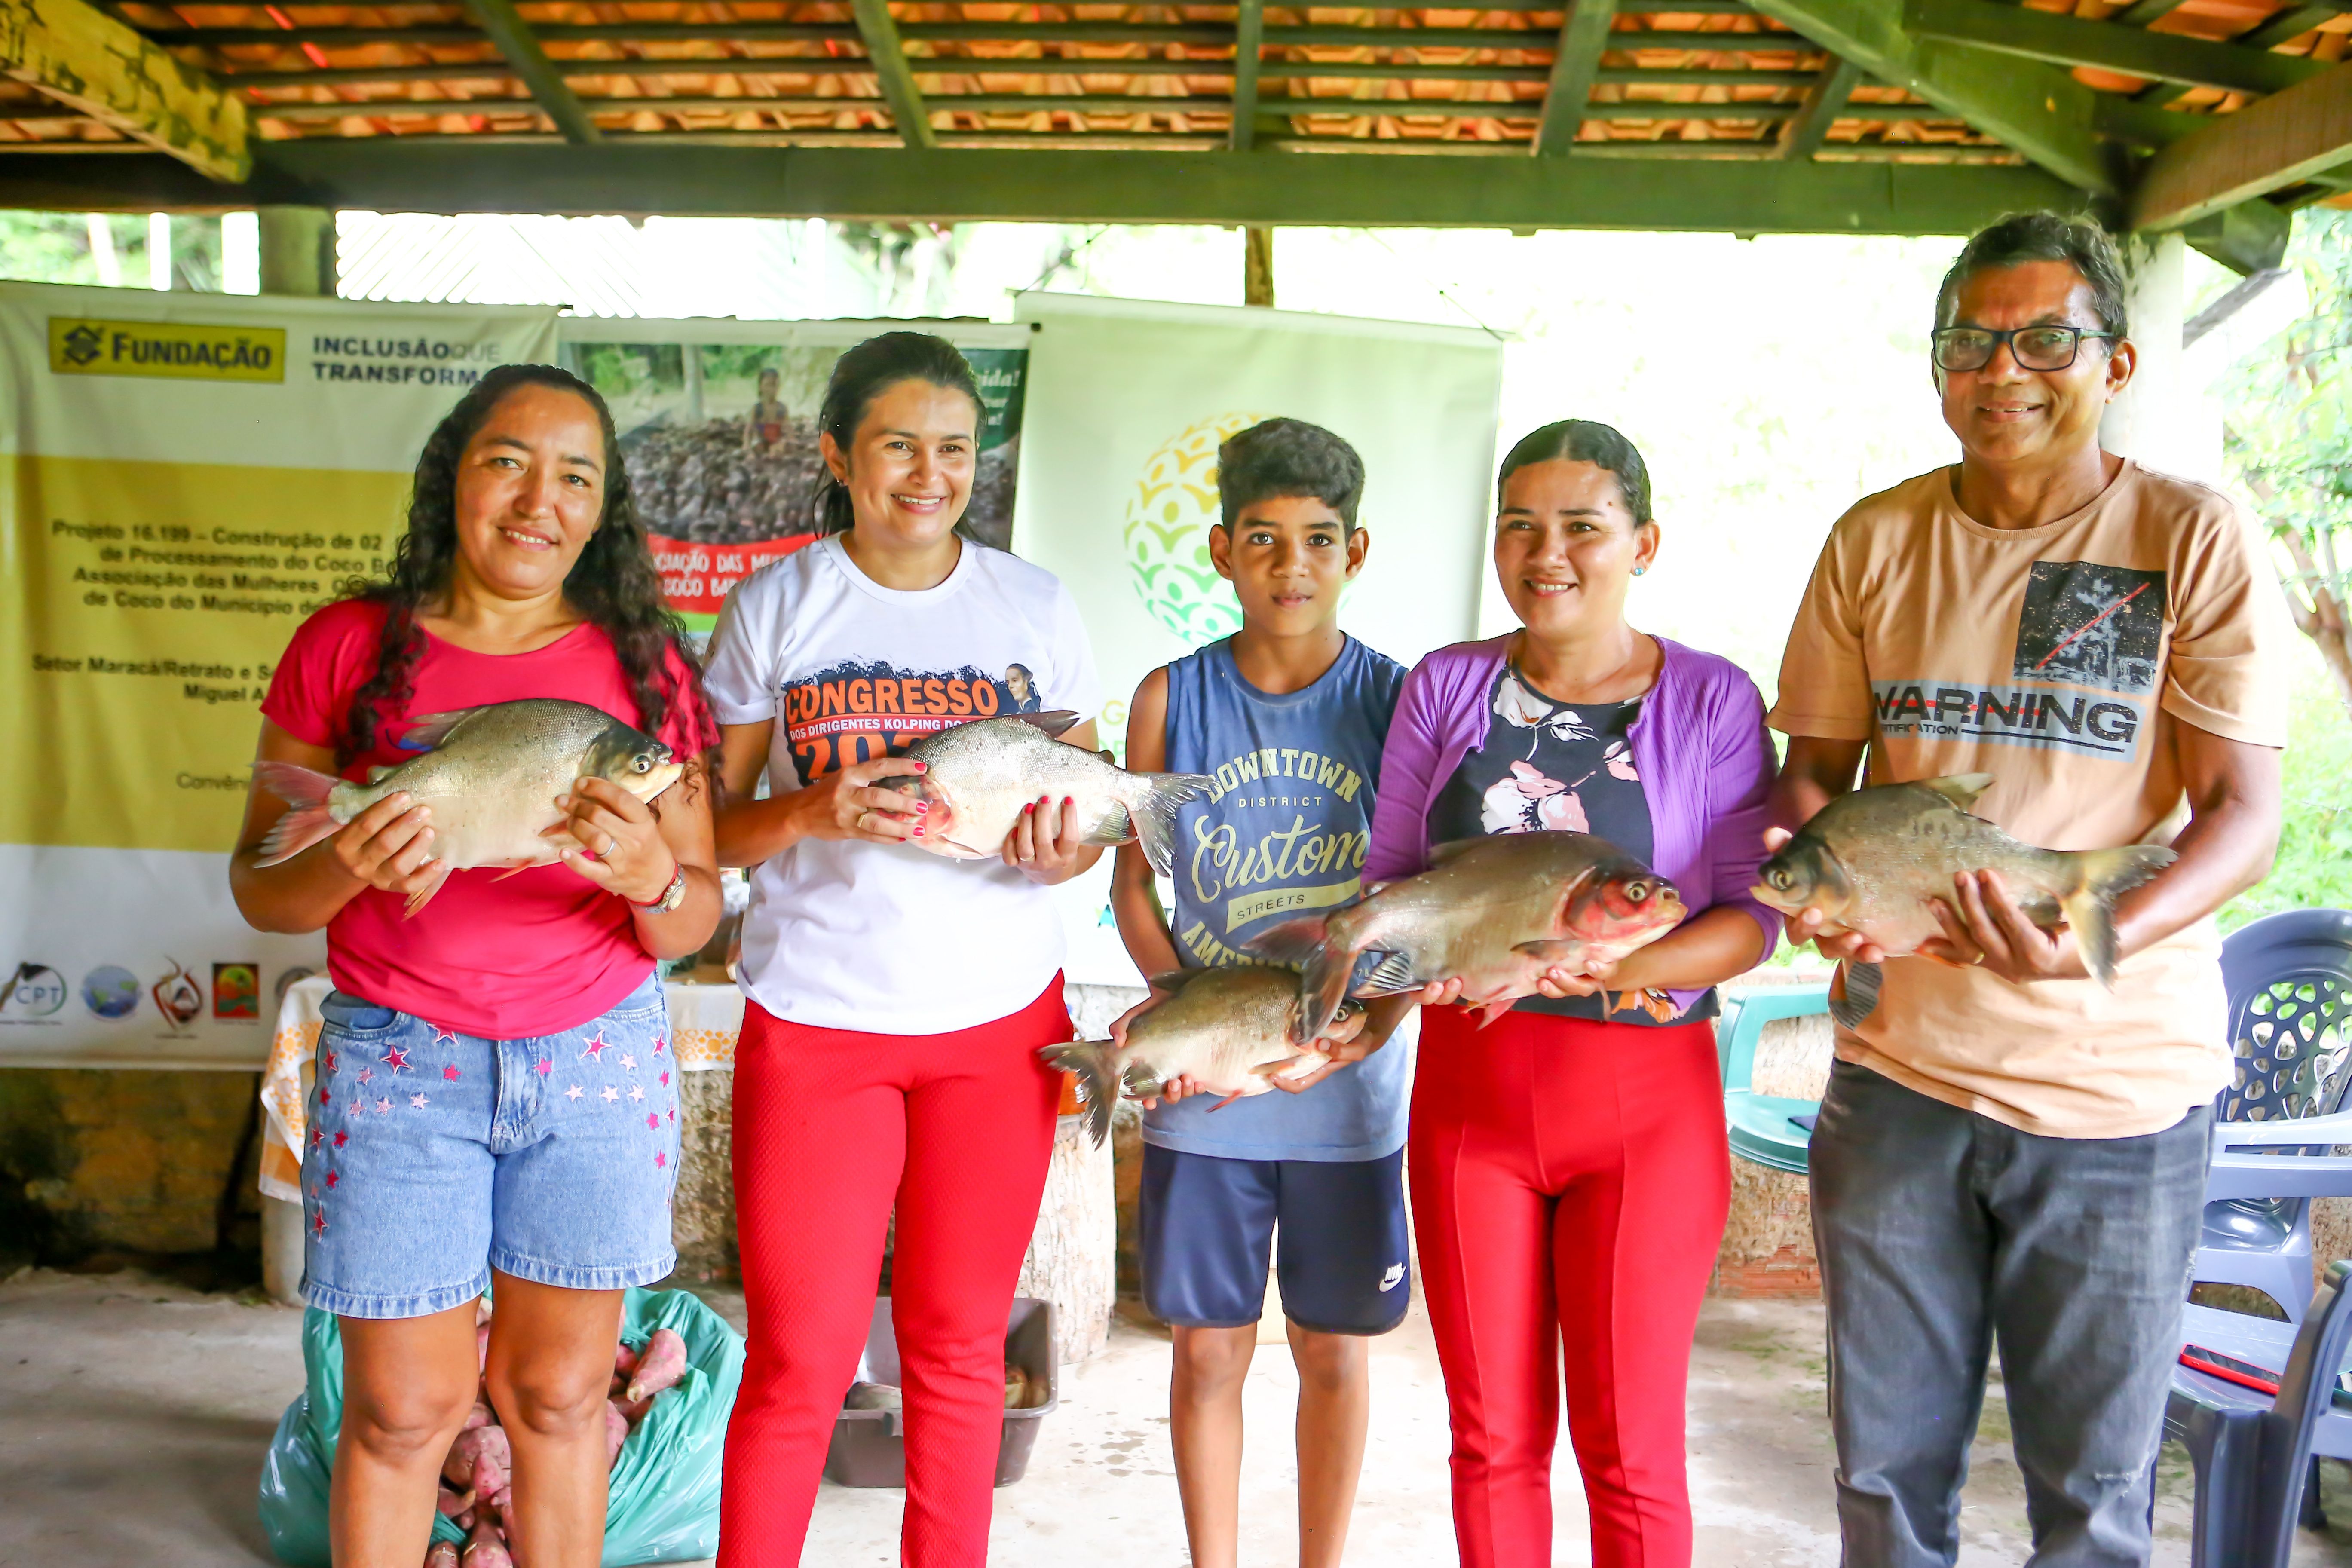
[[1248, 830, 1686, 1044], [248, 696, 683, 916]]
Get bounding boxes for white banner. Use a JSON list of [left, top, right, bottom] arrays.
[[0, 284, 560, 1066], [1008, 294, 1505, 986]]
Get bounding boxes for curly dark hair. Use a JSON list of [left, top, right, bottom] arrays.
[[813, 331, 986, 539], [1497, 419, 1654, 525], [1215, 417, 1366, 533], [335, 363, 715, 766]]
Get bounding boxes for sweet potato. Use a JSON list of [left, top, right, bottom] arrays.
[[614, 1339, 641, 1378], [435, 1485, 475, 1519], [424, 1542, 460, 1568], [461, 1518, 513, 1568], [475, 1322, 491, 1374], [461, 1400, 495, 1432], [441, 1423, 511, 1497], [625, 1327, 686, 1402], [613, 1391, 653, 1426], [605, 1400, 631, 1468]]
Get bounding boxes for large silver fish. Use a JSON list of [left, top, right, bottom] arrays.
[[1752, 772, 2173, 990], [1247, 831, 1686, 1044], [1043, 965, 1363, 1146], [253, 698, 683, 915], [885, 711, 1213, 875]]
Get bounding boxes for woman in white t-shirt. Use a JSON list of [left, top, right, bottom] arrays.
[[704, 332, 1103, 1567]]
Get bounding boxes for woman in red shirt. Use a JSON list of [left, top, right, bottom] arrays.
[[230, 364, 720, 1568]]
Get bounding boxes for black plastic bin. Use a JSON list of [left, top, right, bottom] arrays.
[[822, 1295, 1059, 1488]]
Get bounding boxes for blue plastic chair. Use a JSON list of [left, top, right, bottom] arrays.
[[1717, 984, 1832, 1174], [2168, 1259, 2352, 1568], [2199, 910, 2352, 1323]]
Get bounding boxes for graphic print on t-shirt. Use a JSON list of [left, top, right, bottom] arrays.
[[1180, 744, 1371, 964], [2011, 561, 2164, 694], [781, 660, 1017, 784], [1868, 559, 2166, 763]]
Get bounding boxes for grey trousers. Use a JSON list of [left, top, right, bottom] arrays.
[[1810, 1059, 2211, 1568]]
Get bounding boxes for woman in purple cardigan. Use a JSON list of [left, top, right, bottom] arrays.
[[1370, 420, 1778, 1568]]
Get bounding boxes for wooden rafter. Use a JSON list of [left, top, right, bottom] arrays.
[[1229, 0, 1262, 151], [1902, 0, 2325, 98], [460, 0, 599, 144], [849, 0, 935, 150], [1780, 55, 1862, 159], [1536, 0, 1622, 154], [0, 0, 244, 179], [1745, 0, 2123, 193], [2132, 63, 2352, 231]]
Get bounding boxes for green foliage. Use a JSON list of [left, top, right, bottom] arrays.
[[2221, 210, 2352, 619], [2223, 649, 2352, 931]]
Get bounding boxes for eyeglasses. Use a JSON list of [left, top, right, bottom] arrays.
[[1931, 324, 2118, 373]]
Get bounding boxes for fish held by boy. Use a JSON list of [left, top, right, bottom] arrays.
[[250, 698, 684, 916], [1751, 773, 2174, 991], [1246, 831, 1687, 1045], [882, 710, 1214, 876], [1043, 966, 1366, 1147]]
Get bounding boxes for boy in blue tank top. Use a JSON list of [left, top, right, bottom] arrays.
[[1109, 418, 1412, 1568]]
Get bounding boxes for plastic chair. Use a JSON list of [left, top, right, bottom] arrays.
[[1717, 984, 1831, 1174], [2199, 910, 2352, 1323], [2168, 1259, 2352, 1568]]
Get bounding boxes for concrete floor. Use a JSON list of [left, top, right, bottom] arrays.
[[6, 1265, 2352, 1568]]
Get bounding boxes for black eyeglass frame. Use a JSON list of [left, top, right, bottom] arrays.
[[1930, 324, 2121, 373]]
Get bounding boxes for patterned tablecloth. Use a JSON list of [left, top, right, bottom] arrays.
[[258, 974, 747, 1203]]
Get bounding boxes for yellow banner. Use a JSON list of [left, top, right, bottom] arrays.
[[49, 316, 288, 382], [1226, 876, 1362, 933], [0, 453, 409, 851]]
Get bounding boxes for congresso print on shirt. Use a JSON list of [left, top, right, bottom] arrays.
[[1872, 560, 2167, 762], [1176, 744, 1371, 968], [781, 659, 1033, 783]]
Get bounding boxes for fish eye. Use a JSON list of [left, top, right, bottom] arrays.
[[1769, 868, 1792, 890], [633, 756, 652, 772], [1624, 881, 1649, 903]]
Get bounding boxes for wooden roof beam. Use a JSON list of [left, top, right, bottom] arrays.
[[1229, 0, 1262, 150], [2131, 62, 2352, 230], [1901, 0, 2324, 98], [1537, 0, 1620, 152], [0, 141, 2076, 233], [461, 0, 599, 144], [849, 0, 934, 149], [1743, 0, 2124, 193], [0, 0, 245, 178], [1779, 54, 1861, 158]]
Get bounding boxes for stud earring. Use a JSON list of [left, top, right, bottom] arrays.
[[1632, 566, 1647, 576]]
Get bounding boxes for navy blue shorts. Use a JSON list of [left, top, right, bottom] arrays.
[[1138, 1145, 1410, 1335]]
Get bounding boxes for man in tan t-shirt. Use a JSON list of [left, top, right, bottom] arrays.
[[1769, 212, 2286, 1568]]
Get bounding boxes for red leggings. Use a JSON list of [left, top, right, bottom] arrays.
[[717, 978, 1069, 1568], [1408, 1007, 1730, 1568]]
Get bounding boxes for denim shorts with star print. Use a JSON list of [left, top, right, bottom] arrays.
[[299, 973, 683, 1320]]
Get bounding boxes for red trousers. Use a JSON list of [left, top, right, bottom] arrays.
[[1408, 1007, 1730, 1568], [717, 978, 1069, 1568]]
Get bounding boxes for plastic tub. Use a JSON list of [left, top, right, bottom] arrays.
[[823, 1295, 1059, 1488]]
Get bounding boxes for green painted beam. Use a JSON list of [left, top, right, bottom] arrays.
[[0, 142, 2076, 231], [459, 0, 600, 144], [1901, 0, 2324, 97], [2233, 4, 2343, 51], [1743, 0, 2123, 193], [2110, 0, 2192, 25], [1779, 55, 1861, 158], [1536, 0, 1621, 151], [848, 0, 934, 149], [1230, 0, 1263, 150], [2132, 61, 2352, 229]]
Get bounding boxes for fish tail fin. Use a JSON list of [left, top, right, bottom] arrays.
[[2063, 844, 2179, 988], [1041, 1041, 1118, 1147], [1129, 774, 1217, 876], [253, 762, 343, 867], [1242, 913, 1355, 1045]]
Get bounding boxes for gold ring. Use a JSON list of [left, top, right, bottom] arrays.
[[858, 810, 873, 832]]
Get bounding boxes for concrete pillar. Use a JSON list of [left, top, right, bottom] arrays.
[[257, 207, 335, 297], [262, 1193, 305, 1306], [2099, 230, 2219, 482]]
